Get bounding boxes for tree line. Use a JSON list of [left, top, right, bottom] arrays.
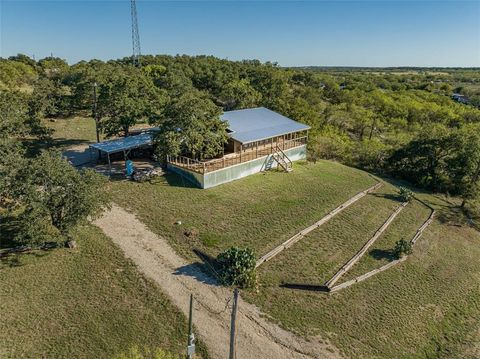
[[1, 54, 479, 232]]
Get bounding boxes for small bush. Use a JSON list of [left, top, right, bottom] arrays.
[[398, 187, 413, 203], [393, 239, 413, 258], [217, 247, 256, 288]]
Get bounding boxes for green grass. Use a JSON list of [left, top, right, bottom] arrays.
[[255, 183, 405, 286], [110, 161, 480, 358], [44, 116, 100, 144], [110, 160, 377, 260], [0, 224, 209, 359], [340, 198, 431, 282], [243, 189, 480, 359]]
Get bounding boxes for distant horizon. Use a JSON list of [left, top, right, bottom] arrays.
[[5, 52, 480, 70], [1, 1, 479, 67]]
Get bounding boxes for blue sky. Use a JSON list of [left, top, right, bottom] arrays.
[[1, 0, 479, 67]]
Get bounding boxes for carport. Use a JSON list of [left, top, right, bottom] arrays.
[[89, 132, 154, 175]]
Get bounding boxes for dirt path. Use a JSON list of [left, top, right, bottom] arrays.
[[94, 204, 342, 359]]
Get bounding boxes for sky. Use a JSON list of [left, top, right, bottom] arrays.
[[1, 0, 479, 67]]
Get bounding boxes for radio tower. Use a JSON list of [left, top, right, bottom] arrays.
[[131, 0, 141, 67]]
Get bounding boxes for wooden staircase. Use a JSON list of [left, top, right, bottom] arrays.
[[271, 145, 293, 172]]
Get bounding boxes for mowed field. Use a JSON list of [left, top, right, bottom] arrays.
[[110, 162, 480, 359], [0, 224, 209, 359]]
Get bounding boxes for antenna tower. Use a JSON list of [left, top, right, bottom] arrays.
[[131, 0, 141, 67]]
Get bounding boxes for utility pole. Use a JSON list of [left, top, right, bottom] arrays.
[[229, 288, 239, 359], [187, 294, 196, 359], [92, 82, 100, 143]]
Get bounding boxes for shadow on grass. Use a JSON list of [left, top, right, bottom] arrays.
[[172, 248, 221, 286], [23, 138, 90, 158], [369, 248, 396, 261], [279, 283, 330, 292], [370, 192, 402, 202], [163, 172, 200, 189], [0, 251, 51, 269]]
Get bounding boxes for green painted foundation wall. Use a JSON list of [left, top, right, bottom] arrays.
[[167, 145, 307, 189]]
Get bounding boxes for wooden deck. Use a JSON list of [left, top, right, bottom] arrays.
[[167, 136, 307, 174]]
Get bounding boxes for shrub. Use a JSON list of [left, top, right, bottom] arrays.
[[217, 247, 256, 288], [398, 187, 413, 203], [393, 239, 413, 258]]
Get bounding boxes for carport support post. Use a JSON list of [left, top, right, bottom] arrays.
[[107, 152, 112, 176]]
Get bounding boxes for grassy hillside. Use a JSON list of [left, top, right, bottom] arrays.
[[109, 161, 480, 359], [0, 224, 209, 359], [110, 160, 377, 260]]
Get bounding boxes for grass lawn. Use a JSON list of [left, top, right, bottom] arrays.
[[110, 161, 480, 358], [340, 197, 431, 282], [243, 188, 480, 359], [110, 160, 377, 260], [0, 224, 209, 359], [44, 116, 100, 143]]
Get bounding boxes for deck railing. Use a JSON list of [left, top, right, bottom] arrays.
[[167, 136, 307, 174]]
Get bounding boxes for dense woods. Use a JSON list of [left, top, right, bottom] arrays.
[[1, 54, 480, 223]]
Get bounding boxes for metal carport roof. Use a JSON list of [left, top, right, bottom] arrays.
[[89, 132, 153, 154], [221, 107, 310, 144]]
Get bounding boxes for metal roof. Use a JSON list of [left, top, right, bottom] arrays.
[[89, 132, 153, 154], [221, 107, 310, 144]]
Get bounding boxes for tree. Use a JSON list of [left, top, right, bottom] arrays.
[[0, 91, 49, 208], [38, 56, 69, 79], [217, 79, 261, 110], [387, 125, 458, 191], [14, 150, 110, 245], [448, 124, 480, 207], [154, 91, 228, 160], [97, 69, 166, 137]]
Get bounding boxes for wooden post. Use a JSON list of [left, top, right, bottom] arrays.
[[229, 288, 239, 359]]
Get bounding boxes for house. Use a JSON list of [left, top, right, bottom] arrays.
[[167, 107, 310, 189]]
